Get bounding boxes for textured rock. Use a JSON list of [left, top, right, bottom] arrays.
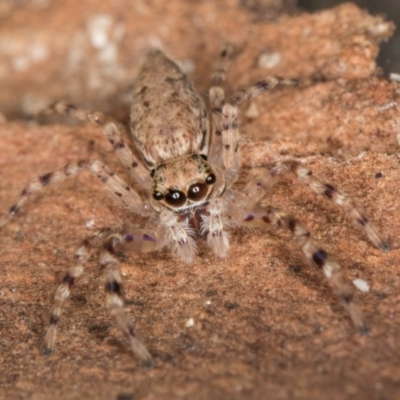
[[0, 1, 399, 399]]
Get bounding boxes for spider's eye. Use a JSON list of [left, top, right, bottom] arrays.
[[165, 190, 186, 207], [152, 191, 164, 201], [188, 183, 208, 201], [206, 173, 216, 185]]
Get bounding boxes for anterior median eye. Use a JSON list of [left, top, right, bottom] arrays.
[[188, 183, 208, 201], [165, 190, 186, 207]]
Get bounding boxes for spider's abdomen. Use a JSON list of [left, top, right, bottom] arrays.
[[130, 50, 210, 168]]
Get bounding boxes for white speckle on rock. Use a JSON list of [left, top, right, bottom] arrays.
[[87, 14, 113, 49], [389, 72, 400, 82], [258, 52, 282, 69], [29, 42, 49, 62], [353, 278, 369, 292], [98, 43, 118, 63], [86, 219, 95, 228], [185, 318, 195, 328], [12, 55, 30, 71]]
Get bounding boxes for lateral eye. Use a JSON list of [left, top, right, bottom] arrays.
[[165, 190, 186, 207], [188, 183, 208, 201], [206, 173, 216, 185], [152, 191, 164, 201]]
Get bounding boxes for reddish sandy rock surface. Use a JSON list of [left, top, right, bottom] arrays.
[[0, 1, 399, 400]]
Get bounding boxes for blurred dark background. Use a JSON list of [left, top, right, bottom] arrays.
[[298, 0, 400, 75]]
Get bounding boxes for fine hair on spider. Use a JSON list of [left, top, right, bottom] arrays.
[[1, 46, 389, 367]]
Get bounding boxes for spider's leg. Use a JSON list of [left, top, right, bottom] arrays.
[[232, 202, 367, 333], [48, 101, 150, 190], [100, 233, 154, 367], [283, 161, 389, 252], [243, 162, 388, 252], [209, 44, 235, 166], [200, 197, 230, 258], [158, 209, 197, 265], [3, 159, 150, 229], [220, 77, 297, 186], [45, 237, 92, 353]]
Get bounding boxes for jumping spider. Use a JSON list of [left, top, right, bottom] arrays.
[[1, 48, 388, 367]]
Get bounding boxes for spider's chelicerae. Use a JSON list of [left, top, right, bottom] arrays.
[[2, 48, 389, 367]]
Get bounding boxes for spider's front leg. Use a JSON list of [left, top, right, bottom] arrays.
[[201, 197, 230, 258], [100, 232, 155, 367], [219, 76, 298, 186], [228, 195, 366, 333], [46, 228, 165, 367], [2, 159, 150, 229]]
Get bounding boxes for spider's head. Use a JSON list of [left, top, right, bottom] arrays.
[[150, 154, 223, 211]]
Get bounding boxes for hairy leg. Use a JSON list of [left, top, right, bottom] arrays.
[[243, 161, 388, 251], [232, 202, 367, 332], [49, 101, 151, 190], [2, 159, 150, 229]]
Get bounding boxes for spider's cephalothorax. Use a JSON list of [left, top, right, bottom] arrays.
[[150, 154, 222, 212], [2, 48, 388, 367]]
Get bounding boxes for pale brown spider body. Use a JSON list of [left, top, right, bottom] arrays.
[[1, 48, 388, 367]]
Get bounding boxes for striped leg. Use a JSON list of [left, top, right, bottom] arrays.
[[100, 234, 153, 367], [221, 77, 298, 186], [284, 161, 389, 252], [242, 161, 389, 251], [49, 101, 150, 189], [234, 204, 366, 332], [45, 238, 91, 352], [208, 45, 235, 166], [5, 159, 149, 226], [201, 197, 230, 258]]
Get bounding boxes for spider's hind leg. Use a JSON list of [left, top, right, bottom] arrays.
[[47, 101, 150, 190], [242, 161, 389, 252], [231, 201, 367, 333]]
